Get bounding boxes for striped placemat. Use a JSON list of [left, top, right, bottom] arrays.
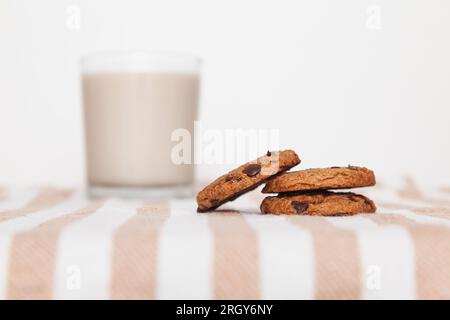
[[0, 179, 449, 300]]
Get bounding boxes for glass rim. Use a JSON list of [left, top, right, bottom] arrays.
[[80, 50, 202, 73]]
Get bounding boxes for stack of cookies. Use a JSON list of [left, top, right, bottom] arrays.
[[196, 150, 377, 216]]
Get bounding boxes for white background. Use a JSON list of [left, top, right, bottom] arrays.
[[0, 0, 449, 187]]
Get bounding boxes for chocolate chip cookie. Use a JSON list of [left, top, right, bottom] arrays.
[[262, 166, 375, 193], [260, 191, 377, 216], [197, 150, 300, 212]]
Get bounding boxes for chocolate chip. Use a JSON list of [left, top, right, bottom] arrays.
[[291, 201, 309, 213], [225, 175, 233, 182], [348, 165, 359, 170], [331, 166, 340, 169], [266, 150, 272, 157], [243, 164, 261, 177]]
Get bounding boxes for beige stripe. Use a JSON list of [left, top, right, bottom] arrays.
[[288, 216, 362, 299], [0, 188, 73, 222], [369, 214, 450, 299], [440, 186, 450, 195], [110, 202, 170, 299], [6, 201, 103, 299], [208, 211, 260, 299], [379, 202, 450, 221], [399, 177, 450, 207], [398, 177, 423, 199], [410, 206, 450, 221], [0, 188, 6, 202]]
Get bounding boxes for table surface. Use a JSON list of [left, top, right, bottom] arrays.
[[0, 178, 449, 300]]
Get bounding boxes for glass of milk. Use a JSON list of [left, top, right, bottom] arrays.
[[81, 51, 200, 198]]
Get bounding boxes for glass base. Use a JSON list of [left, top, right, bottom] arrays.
[[88, 184, 194, 200]]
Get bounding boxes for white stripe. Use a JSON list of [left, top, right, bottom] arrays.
[[244, 215, 315, 299], [325, 215, 377, 229], [378, 206, 450, 228], [0, 188, 38, 212], [235, 196, 315, 299], [365, 188, 426, 208], [368, 185, 450, 209], [156, 199, 213, 299], [52, 199, 139, 300], [438, 189, 450, 200], [327, 216, 416, 299], [0, 192, 86, 299]]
